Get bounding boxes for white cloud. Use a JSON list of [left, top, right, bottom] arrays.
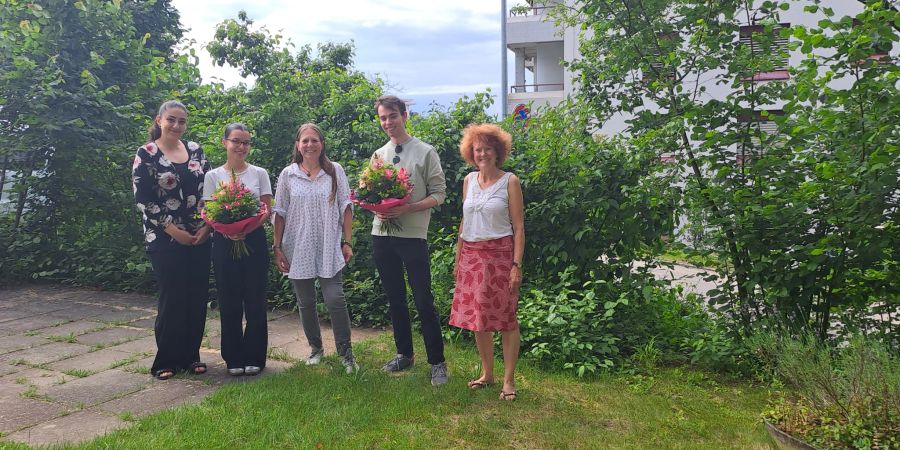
[[169, 0, 506, 115]]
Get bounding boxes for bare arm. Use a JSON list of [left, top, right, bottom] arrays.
[[341, 204, 353, 262], [507, 174, 525, 291], [273, 214, 289, 273], [454, 175, 469, 277]]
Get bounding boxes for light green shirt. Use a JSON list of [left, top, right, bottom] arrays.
[[370, 137, 446, 239]]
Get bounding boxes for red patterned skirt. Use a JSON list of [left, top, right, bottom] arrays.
[[449, 235, 519, 332]]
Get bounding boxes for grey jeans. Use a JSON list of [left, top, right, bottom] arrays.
[[290, 270, 353, 357]]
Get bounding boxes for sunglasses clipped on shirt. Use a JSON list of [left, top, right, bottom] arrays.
[[393, 144, 403, 164]]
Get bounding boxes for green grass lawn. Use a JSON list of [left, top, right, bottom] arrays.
[[60, 334, 772, 449]]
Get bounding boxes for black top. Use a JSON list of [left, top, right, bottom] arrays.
[[131, 140, 210, 251]]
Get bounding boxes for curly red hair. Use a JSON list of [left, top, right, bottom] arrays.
[[459, 123, 513, 168]]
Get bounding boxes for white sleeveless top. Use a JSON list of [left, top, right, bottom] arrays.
[[460, 171, 513, 242]]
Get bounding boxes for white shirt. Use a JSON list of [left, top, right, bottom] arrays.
[[460, 171, 513, 242], [274, 162, 351, 279], [202, 164, 272, 200]]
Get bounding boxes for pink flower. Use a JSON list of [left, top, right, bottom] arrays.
[[385, 169, 393, 178], [225, 204, 232, 210], [132, 156, 141, 169], [144, 143, 158, 155]]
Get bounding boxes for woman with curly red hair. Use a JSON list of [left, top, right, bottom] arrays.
[[450, 123, 525, 401]]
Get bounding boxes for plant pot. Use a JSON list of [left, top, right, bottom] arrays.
[[764, 420, 821, 450]]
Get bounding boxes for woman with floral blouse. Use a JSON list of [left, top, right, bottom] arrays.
[[132, 100, 211, 380]]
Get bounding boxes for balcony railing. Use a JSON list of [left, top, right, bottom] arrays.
[[509, 6, 547, 17], [510, 83, 564, 93]]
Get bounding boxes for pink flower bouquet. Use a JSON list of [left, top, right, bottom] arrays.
[[351, 154, 414, 235], [201, 170, 266, 258]]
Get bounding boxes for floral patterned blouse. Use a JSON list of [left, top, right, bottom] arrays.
[[132, 140, 209, 251]]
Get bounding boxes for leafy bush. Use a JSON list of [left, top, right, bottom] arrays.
[[761, 334, 900, 449]]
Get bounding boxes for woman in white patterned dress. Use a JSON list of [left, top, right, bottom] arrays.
[[272, 123, 358, 373]]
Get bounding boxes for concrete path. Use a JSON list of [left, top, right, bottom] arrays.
[[0, 284, 383, 448]]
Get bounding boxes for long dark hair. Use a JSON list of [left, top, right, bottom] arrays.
[[294, 123, 338, 203], [147, 100, 187, 142]]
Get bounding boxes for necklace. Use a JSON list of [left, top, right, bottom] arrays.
[[300, 162, 320, 177]]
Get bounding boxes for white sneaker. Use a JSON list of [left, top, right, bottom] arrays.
[[342, 355, 360, 374], [306, 348, 324, 366]]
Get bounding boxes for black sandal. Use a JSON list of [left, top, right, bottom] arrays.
[[153, 369, 175, 380], [467, 379, 495, 390], [190, 362, 207, 375]]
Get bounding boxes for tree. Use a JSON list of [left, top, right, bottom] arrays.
[[561, 0, 899, 345], [0, 0, 192, 286]]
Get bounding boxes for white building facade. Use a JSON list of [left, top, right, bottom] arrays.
[[504, 0, 882, 131]]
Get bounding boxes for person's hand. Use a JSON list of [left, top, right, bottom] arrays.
[[169, 225, 194, 246], [341, 244, 353, 263], [509, 265, 522, 292], [192, 226, 210, 245], [376, 203, 413, 220], [275, 249, 290, 273]]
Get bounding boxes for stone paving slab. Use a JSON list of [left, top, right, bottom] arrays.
[[0, 314, 70, 335], [4, 409, 129, 447], [46, 303, 123, 321], [0, 308, 40, 323], [39, 369, 154, 406], [34, 319, 109, 338], [0, 367, 72, 388], [47, 347, 137, 373], [4, 342, 92, 366], [0, 333, 48, 355], [75, 326, 151, 347], [128, 317, 156, 329], [41, 369, 150, 407], [0, 360, 20, 377], [98, 380, 216, 418], [121, 354, 155, 373], [0, 397, 68, 435], [106, 335, 156, 354]]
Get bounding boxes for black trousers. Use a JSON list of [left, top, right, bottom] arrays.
[[373, 235, 445, 365], [212, 227, 268, 369], [148, 242, 211, 374]]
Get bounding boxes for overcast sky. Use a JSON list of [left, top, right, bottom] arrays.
[[170, 0, 516, 117]]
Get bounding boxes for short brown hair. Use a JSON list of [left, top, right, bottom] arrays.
[[374, 95, 407, 115], [459, 123, 513, 168]]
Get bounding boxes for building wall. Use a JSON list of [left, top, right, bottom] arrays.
[[506, 0, 883, 121]]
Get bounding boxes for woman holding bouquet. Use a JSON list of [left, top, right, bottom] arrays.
[[132, 100, 211, 380], [450, 124, 525, 401], [203, 123, 272, 376], [272, 123, 358, 373]]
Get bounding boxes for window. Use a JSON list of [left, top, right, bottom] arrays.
[[740, 23, 791, 81], [642, 32, 678, 82], [737, 110, 784, 165]]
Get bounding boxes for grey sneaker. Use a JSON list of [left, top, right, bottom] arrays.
[[341, 354, 360, 374], [306, 348, 324, 366], [382, 354, 414, 373], [244, 365, 261, 376], [430, 362, 449, 386]]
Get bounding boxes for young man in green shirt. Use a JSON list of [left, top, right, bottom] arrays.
[[370, 95, 448, 386]]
